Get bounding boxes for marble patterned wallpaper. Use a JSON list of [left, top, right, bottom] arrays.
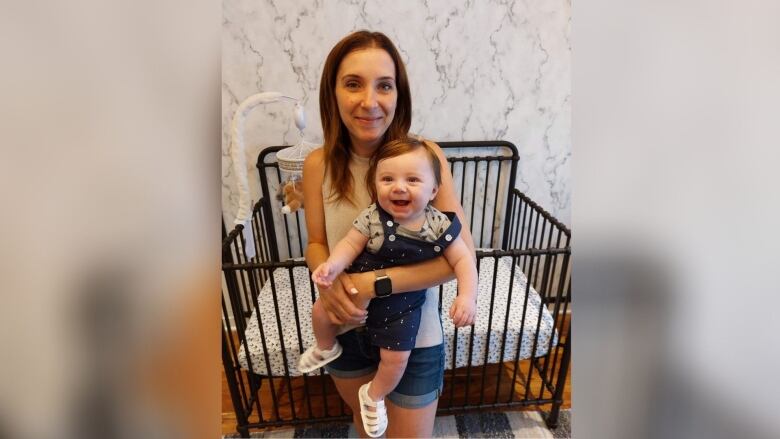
[[222, 0, 571, 231]]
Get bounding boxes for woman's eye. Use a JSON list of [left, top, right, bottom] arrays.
[[345, 81, 360, 89], [379, 82, 394, 92]]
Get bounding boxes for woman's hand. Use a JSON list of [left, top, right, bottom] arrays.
[[344, 271, 374, 311], [316, 272, 368, 325]]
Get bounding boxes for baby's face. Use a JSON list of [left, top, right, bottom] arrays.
[[374, 148, 438, 227]]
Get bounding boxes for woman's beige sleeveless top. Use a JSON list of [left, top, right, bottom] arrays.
[[322, 151, 443, 348]]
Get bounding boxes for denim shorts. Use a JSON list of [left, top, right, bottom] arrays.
[[324, 327, 445, 409]]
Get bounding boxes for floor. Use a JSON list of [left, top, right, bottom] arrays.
[[224, 409, 571, 438], [222, 349, 571, 436]]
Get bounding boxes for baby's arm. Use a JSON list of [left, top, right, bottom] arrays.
[[443, 236, 478, 327], [311, 227, 369, 289]]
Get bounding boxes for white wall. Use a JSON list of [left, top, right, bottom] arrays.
[[222, 0, 571, 228]]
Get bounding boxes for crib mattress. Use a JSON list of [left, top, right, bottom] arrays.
[[237, 253, 558, 376]]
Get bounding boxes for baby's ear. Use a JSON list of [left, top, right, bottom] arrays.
[[430, 185, 439, 201]]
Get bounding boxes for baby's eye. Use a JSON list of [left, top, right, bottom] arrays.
[[381, 176, 393, 182], [408, 177, 420, 183]]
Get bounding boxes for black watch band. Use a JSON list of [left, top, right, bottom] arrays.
[[374, 269, 392, 298]]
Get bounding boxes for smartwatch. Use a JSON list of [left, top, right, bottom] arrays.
[[374, 269, 392, 298]]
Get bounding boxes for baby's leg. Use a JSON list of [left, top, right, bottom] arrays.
[[311, 300, 338, 350], [367, 348, 411, 403]]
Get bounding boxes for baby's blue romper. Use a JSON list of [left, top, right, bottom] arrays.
[[346, 204, 462, 351]]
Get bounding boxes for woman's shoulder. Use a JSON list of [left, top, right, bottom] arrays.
[[303, 146, 325, 166], [303, 147, 326, 171], [303, 147, 326, 184]]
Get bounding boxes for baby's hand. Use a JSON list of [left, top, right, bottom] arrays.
[[311, 262, 336, 289], [449, 294, 476, 327]]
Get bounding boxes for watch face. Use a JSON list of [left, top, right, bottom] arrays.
[[375, 277, 392, 297]]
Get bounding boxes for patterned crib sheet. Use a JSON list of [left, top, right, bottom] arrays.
[[237, 254, 559, 376]]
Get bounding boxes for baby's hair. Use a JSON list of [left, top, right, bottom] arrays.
[[366, 136, 442, 202]]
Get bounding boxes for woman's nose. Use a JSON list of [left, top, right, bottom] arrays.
[[360, 89, 378, 109]]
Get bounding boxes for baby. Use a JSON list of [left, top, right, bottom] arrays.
[[299, 137, 477, 437]]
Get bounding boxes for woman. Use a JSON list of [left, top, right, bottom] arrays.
[[302, 30, 476, 438]]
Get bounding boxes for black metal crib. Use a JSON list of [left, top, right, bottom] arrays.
[[222, 141, 571, 436]]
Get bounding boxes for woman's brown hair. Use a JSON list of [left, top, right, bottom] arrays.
[[366, 137, 441, 203], [319, 30, 412, 205]]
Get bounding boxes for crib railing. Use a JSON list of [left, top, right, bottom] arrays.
[[222, 141, 571, 436]]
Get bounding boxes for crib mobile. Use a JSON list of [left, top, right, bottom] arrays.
[[229, 92, 317, 257]]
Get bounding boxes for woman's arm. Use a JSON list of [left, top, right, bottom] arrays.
[[428, 140, 477, 258], [303, 149, 368, 325], [346, 140, 477, 301]]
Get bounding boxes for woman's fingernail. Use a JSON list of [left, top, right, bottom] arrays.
[[350, 288, 358, 295]]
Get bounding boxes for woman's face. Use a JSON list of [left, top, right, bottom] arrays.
[[335, 48, 398, 155]]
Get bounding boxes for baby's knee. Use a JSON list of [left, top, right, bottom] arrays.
[[380, 349, 411, 368], [312, 300, 327, 320], [312, 299, 324, 314]]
